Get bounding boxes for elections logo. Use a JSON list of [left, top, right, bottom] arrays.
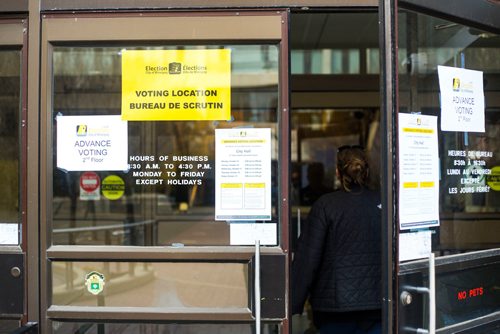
[[453, 77, 460, 91], [169, 62, 182, 74], [76, 124, 88, 136]]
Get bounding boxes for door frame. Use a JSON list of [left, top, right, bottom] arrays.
[[39, 10, 290, 333], [0, 17, 29, 327], [381, 0, 500, 332]]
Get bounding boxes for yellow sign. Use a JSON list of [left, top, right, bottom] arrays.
[[122, 49, 231, 121], [487, 166, 500, 191], [101, 175, 125, 200]]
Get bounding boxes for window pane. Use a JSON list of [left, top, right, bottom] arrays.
[[291, 108, 380, 205], [290, 49, 361, 74], [51, 45, 279, 246], [51, 261, 248, 308], [53, 322, 281, 334], [0, 50, 21, 244], [398, 12, 500, 253]]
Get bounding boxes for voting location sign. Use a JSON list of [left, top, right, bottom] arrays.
[[56, 115, 128, 171], [121, 49, 231, 121]]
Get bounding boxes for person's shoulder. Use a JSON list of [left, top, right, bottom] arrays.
[[320, 189, 342, 199], [365, 188, 381, 199], [364, 188, 382, 210], [312, 190, 343, 207]]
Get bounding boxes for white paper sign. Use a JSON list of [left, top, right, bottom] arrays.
[[230, 223, 277, 245], [398, 113, 440, 230], [438, 65, 485, 133], [57, 115, 128, 171], [0, 223, 19, 245], [215, 128, 272, 221], [399, 230, 432, 262]]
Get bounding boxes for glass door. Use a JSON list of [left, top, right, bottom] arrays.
[[0, 18, 28, 332], [40, 11, 290, 333], [288, 11, 381, 333], [393, 2, 500, 333]]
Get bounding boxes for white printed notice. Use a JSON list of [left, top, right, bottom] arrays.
[[230, 223, 277, 246], [57, 115, 128, 171], [399, 230, 432, 262], [398, 113, 440, 230], [0, 223, 18, 245], [215, 128, 272, 221], [438, 65, 485, 133]]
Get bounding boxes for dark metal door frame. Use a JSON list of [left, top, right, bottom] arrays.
[[380, 0, 500, 332], [39, 10, 290, 334], [0, 16, 30, 328]]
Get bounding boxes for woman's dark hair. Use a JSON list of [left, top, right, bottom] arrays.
[[337, 146, 369, 192]]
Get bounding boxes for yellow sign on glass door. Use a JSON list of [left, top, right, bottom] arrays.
[[122, 49, 231, 121]]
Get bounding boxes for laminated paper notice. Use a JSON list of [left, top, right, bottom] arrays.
[[398, 113, 440, 230], [215, 128, 272, 221]]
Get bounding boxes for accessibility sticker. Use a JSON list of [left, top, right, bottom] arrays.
[[85, 271, 105, 295]]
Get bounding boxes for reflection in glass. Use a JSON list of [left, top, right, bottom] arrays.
[[291, 49, 360, 74], [290, 12, 379, 75], [51, 45, 279, 246], [53, 322, 280, 334], [398, 10, 500, 256], [51, 261, 248, 308], [436, 262, 500, 328], [0, 50, 21, 226]]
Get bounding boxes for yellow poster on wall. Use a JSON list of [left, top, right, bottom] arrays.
[[122, 49, 231, 121]]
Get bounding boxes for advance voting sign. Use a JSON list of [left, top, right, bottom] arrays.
[[56, 115, 128, 172], [121, 49, 231, 121], [438, 65, 485, 133]]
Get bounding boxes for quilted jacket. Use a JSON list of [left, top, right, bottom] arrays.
[[291, 186, 382, 314]]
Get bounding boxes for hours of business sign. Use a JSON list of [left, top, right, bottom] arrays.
[[128, 155, 211, 186], [446, 149, 493, 195]]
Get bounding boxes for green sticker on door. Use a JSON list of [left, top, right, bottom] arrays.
[[85, 271, 105, 295]]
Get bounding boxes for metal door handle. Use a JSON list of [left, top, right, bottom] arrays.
[[297, 208, 301, 238], [401, 253, 436, 333], [429, 253, 436, 333], [255, 239, 261, 334], [11, 266, 21, 278]]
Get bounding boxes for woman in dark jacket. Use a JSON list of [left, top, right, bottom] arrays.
[[292, 145, 382, 334]]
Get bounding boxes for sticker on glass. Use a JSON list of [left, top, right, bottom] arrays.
[[85, 271, 105, 295], [101, 175, 125, 200]]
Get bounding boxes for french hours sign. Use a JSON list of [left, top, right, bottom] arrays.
[[121, 49, 231, 121]]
